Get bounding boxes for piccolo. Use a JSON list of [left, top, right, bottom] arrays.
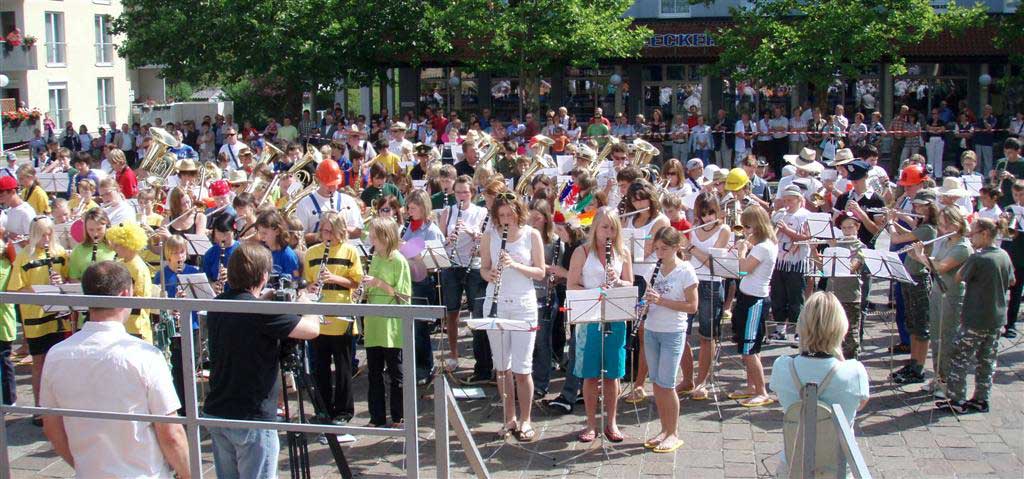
[[893, 231, 956, 254], [793, 238, 861, 246], [618, 207, 650, 220]]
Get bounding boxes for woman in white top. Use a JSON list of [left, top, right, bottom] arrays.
[[769, 291, 869, 477], [622, 181, 670, 404], [641, 228, 698, 453], [480, 193, 547, 442], [569, 207, 633, 443], [679, 193, 731, 400], [729, 205, 778, 407]]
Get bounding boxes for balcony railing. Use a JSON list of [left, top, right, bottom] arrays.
[[1, 43, 39, 71]]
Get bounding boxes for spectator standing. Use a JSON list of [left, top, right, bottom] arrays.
[[974, 105, 997, 175], [924, 108, 948, 176]]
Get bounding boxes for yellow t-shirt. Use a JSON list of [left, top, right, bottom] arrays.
[[303, 242, 363, 335], [144, 213, 164, 229], [6, 246, 69, 338], [23, 184, 51, 215], [68, 196, 99, 215], [120, 254, 154, 343], [373, 152, 401, 176]]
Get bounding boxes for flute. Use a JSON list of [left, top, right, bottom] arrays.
[[679, 219, 720, 235], [487, 226, 510, 318], [893, 231, 956, 255], [618, 207, 650, 221]]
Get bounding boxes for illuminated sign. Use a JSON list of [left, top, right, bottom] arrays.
[[646, 33, 715, 48]]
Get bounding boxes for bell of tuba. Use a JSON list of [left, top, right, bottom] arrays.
[[148, 152, 177, 181], [287, 145, 321, 186], [529, 135, 556, 168], [255, 140, 284, 170], [282, 181, 320, 215], [139, 127, 178, 172], [631, 138, 660, 167], [199, 161, 222, 187], [476, 132, 501, 168], [596, 135, 620, 163]]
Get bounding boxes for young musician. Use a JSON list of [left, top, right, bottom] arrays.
[[480, 193, 546, 442], [304, 211, 363, 425], [827, 213, 868, 359], [438, 175, 490, 382], [203, 214, 239, 294], [622, 181, 670, 404], [231, 192, 258, 241], [0, 234, 15, 406], [164, 187, 207, 238], [67, 208, 115, 281], [641, 228, 698, 453], [542, 213, 588, 414], [255, 209, 301, 280], [938, 218, 1014, 414], [6, 217, 69, 423], [1001, 181, 1024, 339], [728, 205, 778, 407], [401, 190, 445, 384], [106, 222, 155, 343], [977, 186, 1002, 222], [16, 164, 51, 215], [98, 177, 136, 226], [527, 200, 558, 397], [569, 207, 633, 443], [662, 195, 693, 234], [68, 179, 99, 216], [909, 206, 971, 398], [887, 190, 939, 385], [834, 160, 886, 247], [360, 163, 404, 208], [768, 185, 812, 341], [430, 164, 458, 210], [361, 217, 412, 428], [679, 193, 730, 399]]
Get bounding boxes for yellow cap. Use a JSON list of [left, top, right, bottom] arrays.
[[724, 168, 750, 192]]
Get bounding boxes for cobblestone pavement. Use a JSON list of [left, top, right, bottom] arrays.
[[5, 308, 1023, 478]]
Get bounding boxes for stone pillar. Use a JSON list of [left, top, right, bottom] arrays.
[[881, 62, 893, 122], [626, 64, 643, 116], [360, 86, 372, 118], [398, 67, 420, 114]]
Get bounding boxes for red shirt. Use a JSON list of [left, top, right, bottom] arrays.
[[117, 166, 139, 199], [670, 217, 693, 239]]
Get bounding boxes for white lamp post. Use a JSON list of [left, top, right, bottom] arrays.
[[0, 74, 9, 158]]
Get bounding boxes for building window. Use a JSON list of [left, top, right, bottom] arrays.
[[44, 12, 65, 66], [97, 78, 115, 125], [94, 15, 114, 65], [660, 0, 691, 16], [48, 83, 68, 126]]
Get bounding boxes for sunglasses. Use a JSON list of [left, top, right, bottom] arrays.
[[497, 192, 516, 201], [379, 207, 392, 213]]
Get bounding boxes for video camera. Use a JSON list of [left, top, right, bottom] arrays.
[[271, 274, 305, 370]]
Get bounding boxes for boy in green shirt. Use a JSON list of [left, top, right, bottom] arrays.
[[360, 163, 404, 209], [0, 241, 17, 405]]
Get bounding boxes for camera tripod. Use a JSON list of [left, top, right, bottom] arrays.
[[280, 341, 353, 479]]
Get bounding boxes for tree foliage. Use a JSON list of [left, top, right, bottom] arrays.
[[440, 0, 649, 114], [702, 0, 987, 107]]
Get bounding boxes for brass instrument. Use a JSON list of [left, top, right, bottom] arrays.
[[198, 161, 222, 187], [999, 210, 1021, 240], [255, 140, 284, 171], [282, 182, 320, 215], [287, 146, 320, 186], [631, 138, 659, 167], [528, 135, 555, 166], [478, 132, 501, 169], [809, 188, 826, 208], [139, 127, 177, 173], [586, 135, 620, 177]]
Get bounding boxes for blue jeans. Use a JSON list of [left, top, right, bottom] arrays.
[[208, 421, 280, 479], [643, 329, 685, 389]]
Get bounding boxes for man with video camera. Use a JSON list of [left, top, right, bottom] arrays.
[[203, 242, 320, 479]]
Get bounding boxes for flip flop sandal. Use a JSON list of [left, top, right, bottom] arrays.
[[515, 425, 537, 443], [499, 421, 518, 439], [624, 388, 647, 404], [643, 437, 664, 449], [675, 385, 694, 397], [690, 387, 710, 401], [727, 390, 755, 400], [604, 427, 625, 443], [740, 396, 775, 408], [578, 429, 597, 443], [653, 439, 685, 454]]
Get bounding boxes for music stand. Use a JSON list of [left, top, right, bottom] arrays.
[[702, 248, 742, 421], [557, 286, 638, 465], [806, 212, 844, 241], [177, 273, 216, 299], [38, 172, 70, 195], [182, 234, 212, 257], [860, 248, 916, 379]]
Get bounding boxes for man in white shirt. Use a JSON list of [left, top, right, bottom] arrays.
[[294, 159, 362, 244], [734, 112, 757, 164], [98, 177, 138, 225], [387, 122, 414, 157], [833, 104, 849, 131], [218, 127, 248, 171], [41, 261, 190, 479]]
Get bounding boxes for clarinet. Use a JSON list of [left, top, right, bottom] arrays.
[[312, 239, 332, 300], [91, 243, 97, 262], [487, 226, 510, 318], [352, 246, 374, 304], [400, 216, 411, 238], [544, 239, 561, 308], [446, 202, 464, 265], [634, 258, 663, 338], [602, 238, 614, 333], [44, 243, 62, 286], [465, 214, 490, 276]]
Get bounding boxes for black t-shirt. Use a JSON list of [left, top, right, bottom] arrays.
[[834, 190, 886, 247], [455, 160, 476, 178], [410, 163, 426, 181], [203, 290, 301, 421]]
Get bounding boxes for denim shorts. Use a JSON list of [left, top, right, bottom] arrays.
[[643, 329, 686, 389], [208, 420, 280, 479]]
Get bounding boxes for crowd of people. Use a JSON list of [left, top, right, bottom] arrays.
[[0, 100, 1021, 477]]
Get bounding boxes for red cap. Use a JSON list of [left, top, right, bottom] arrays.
[[0, 176, 17, 192], [209, 179, 230, 197], [898, 165, 927, 187], [553, 211, 566, 224]]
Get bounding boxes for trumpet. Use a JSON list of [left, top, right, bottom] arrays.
[[999, 210, 1021, 240]]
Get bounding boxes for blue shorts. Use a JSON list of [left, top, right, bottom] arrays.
[[731, 291, 767, 356], [643, 329, 685, 389]]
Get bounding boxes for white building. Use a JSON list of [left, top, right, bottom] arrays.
[[1, 0, 164, 132]]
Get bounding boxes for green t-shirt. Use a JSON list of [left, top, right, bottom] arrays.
[[960, 246, 1014, 331], [586, 122, 610, 148], [431, 191, 457, 210], [932, 236, 972, 298], [360, 183, 404, 209], [903, 224, 936, 276], [363, 251, 411, 349], [68, 242, 117, 280], [0, 258, 16, 342]]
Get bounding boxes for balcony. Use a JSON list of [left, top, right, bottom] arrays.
[[1, 44, 39, 71]]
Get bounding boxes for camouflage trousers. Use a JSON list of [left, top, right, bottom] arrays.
[[945, 326, 1001, 403], [841, 301, 862, 359]]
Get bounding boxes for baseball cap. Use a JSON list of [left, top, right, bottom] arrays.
[[0, 176, 17, 191], [686, 158, 703, 170]]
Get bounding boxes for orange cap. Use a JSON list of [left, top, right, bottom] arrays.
[[316, 159, 342, 187], [897, 165, 926, 187]]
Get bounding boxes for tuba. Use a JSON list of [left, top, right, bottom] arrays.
[[287, 145, 321, 186], [631, 138, 660, 167], [282, 182, 320, 215], [139, 127, 178, 172], [529, 135, 556, 167], [255, 140, 284, 170], [475, 132, 501, 168], [198, 161, 222, 187]]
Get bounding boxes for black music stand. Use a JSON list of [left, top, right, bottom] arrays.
[[703, 248, 742, 421], [557, 286, 638, 465], [860, 248, 917, 383], [806, 212, 844, 240], [183, 233, 212, 257]]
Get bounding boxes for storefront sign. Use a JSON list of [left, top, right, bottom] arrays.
[[646, 33, 715, 48]]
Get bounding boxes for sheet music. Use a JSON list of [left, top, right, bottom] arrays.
[[819, 247, 856, 277], [465, 317, 535, 331], [556, 155, 574, 174], [620, 227, 647, 263], [38, 173, 70, 194], [178, 273, 216, 299], [347, 238, 370, 257], [708, 248, 741, 279], [412, 180, 427, 190], [806, 212, 843, 240], [33, 284, 86, 312], [962, 176, 982, 197], [183, 233, 212, 256], [861, 249, 915, 284], [565, 286, 639, 323], [421, 239, 452, 269]]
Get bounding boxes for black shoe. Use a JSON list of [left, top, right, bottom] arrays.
[[331, 416, 350, 426], [463, 374, 492, 385], [1003, 328, 1018, 339], [31, 415, 42, 427], [893, 368, 924, 385], [965, 399, 990, 413], [890, 343, 911, 354], [544, 395, 572, 414], [890, 363, 914, 378], [935, 399, 969, 414], [533, 389, 548, 400], [767, 331, 787, 341]]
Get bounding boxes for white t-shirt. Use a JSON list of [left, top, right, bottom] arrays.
[[219, 142, 248, 171], [645, 262, 699, 333], [441, 203, 488, 268], [734, 120, 756, 153], [977, 204, 1002, 222], [4, 201, 36, 237], [775, 208, 811, 270], [294, 189, 362, 235], [40, 321, 180, 479], [105, 201, 138, 226], [740, 240, 777, 297]]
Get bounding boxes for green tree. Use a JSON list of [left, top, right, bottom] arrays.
[[439, 0, 649, 116], [995, 7, 1024, 113], [112, 0, 450, 116], [701, 0, 987, 110]]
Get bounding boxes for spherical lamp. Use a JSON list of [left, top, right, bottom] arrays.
[[979, 74, 992, 88], [609, 73, 623, 86]]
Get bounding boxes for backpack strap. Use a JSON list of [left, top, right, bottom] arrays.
[[789, 356, 842, 392]]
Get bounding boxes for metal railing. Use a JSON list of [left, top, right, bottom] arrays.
[[0, 292, 446, 479]]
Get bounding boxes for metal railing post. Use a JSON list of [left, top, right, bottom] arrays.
[[434, 375, 449, 479], [403, 314, 419, 479], [0, 386, 9, 475], [179, 308, 204, 479]]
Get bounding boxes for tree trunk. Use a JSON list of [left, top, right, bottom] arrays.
[[520, 70, 542, 118]]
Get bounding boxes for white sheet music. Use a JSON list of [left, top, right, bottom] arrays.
[[421, 239, 452, 269], [556, 155, 574, 174], [178, 273, 216, 299], [565, 286, 639, 323], [708, 248, 741, 279], [183, 233, 212, 256], [620, 227, 647, 263], [819, 247, 856, 277], [861, 249, 915, 284], [38, 173, 70, 194], [962, 176, 983, 197], [806, 212, 843, 240]]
